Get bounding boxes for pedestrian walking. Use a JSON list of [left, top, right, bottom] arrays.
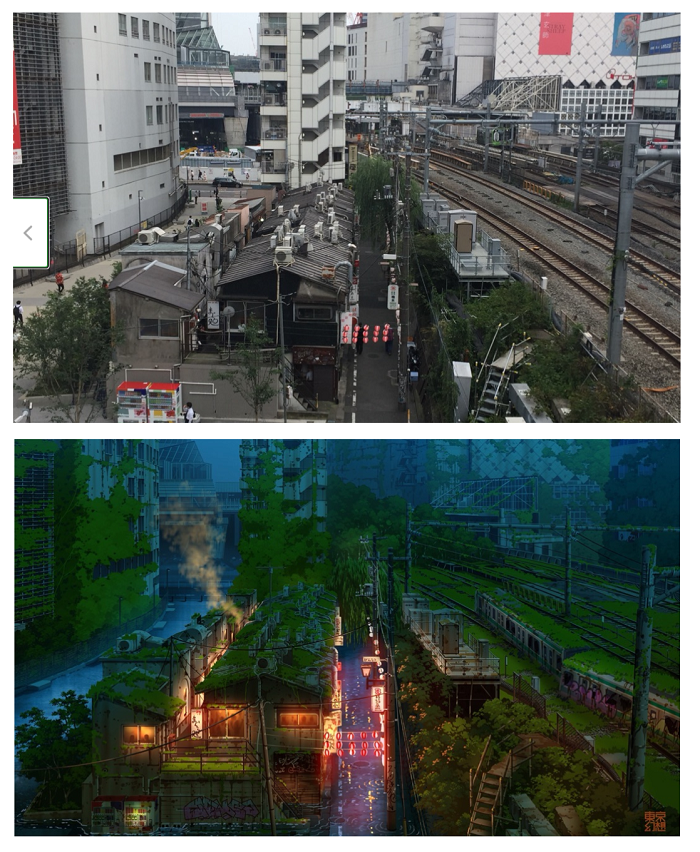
[[198, 169, 203, 180], [55, 272, 64, 293], [385, 325, 394, 354], [13, 300, 23, 327], [356, 335, 363, 355], [184, 401, 195, 423]]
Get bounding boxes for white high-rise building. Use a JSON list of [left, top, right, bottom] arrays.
[[54, 14, 180, 249], [259, 12, 346, 188], [633, 13, 680, 184]]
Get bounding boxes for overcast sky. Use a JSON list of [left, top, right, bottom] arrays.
[[211, 12, 358, 57]]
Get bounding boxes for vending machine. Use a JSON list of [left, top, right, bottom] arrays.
[[116, 382, 149, 423], [146, 382, 182, 423]]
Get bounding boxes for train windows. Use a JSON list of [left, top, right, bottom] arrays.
[[533, 640, 540, 655]]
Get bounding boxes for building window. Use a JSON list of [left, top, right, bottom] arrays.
[[153, 22, 160, 43], [118, 14, 127, 36], [144, 62, 151, 82], [146, 105, 153, 125], [278, 710, 320, 728], [208, 707, 246, 738], [131, 16, 139, 38], [123, 726, 155, 745], [139, 317, 178, 338], [155, 63, 161, 83], [294, 305, 333, 321], [142, 19, 150, 40], [156, 105, 163, 125]]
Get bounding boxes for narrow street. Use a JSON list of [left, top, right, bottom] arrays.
[[329, 642, 418, 836]]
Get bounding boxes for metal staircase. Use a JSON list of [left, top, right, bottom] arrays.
[[467, 739, 536, 836], [474, 345, 515, 422]]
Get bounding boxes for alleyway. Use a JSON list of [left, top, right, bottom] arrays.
[[328, 643, 417, 835], [342, 239, 420, 423]]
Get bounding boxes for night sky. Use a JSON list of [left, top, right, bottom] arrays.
[[195, 439, 241, 485]]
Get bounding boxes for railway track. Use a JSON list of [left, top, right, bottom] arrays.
[[427, 149, 681, 296], [413, 572, 679, 680], [424, 169, 681, 368]]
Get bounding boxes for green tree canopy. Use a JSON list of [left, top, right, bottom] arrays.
[[14, 277, 122, 422], [16, 691, 92, 810]]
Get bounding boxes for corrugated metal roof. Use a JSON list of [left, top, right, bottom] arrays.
[[109, 262, 205, 311]]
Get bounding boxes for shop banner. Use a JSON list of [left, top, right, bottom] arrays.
[[538, 13, 574, 55]]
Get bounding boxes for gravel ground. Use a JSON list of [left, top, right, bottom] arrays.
[[431, 169, 681, 421]]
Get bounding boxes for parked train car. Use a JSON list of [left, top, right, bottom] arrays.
[[475, 591, 680, 736], [559, 664, 679, 738]]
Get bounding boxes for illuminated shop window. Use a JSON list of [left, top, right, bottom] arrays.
[[278, 711, 320, 728], [208, 706, 246, 738], [123, 725, 155, 745]]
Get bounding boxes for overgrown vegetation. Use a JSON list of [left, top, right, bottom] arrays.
[[16, 691, 92, 811], [15, 440, 157, 660]]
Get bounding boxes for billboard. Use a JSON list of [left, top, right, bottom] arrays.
[[612, 13, 641, 56], [13, 51, 21, 165], [538, 13, 574, 55]]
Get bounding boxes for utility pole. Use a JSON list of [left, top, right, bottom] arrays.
[[385, 547, 397, 832], [592, 103, 602, 172], [607, 121, 637, 365], [423, 105, 431, 195], [259, 701, 277, 835], [405, 505, 412, 593], [573, 99, 587, 214], [169, 636, 174, 698], [372, 533, 379, 637], [483, 100, 491, 174], [398, 152, 411, 412], [564, 506, 572, 616], [626, 546, 655, 812]]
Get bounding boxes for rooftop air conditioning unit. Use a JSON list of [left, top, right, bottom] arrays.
[[137, 227, 164, 245], [283, 217, 291, 233], [298, 225, 306, 236], [327, 211, 335, 225], [314, 222, 323, 239], [274, 29, 281, 35], [293, 204, 300, 216], [331, 228, 339, 244], [270, 234, 278, 250], [275, 246, 293, 264], [278, 205, 284, 217], [215, 213, 224, 225], [264, 28, 270, 35], [283, 234, 292, 247], [117, 637, 139, 653]]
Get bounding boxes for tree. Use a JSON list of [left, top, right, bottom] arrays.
[[348, 155, 395, 248], [210, 316, 280, 422], [16, 691, 92, 810], [14, 277, 122, 422]]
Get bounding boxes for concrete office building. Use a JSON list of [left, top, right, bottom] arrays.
[[52, 13, 180, 250], [633, 13, 680, 184], [258, 12, 346, 188]]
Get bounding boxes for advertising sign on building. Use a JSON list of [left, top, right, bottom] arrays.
[[13, 51, 22, 165], [332, 681, 343, 711], [387, 284, 399, 310], [611, 13, 640, 56], [538, 13, 574, 55], [648, 36, 680, 55], [207, 300, 220, 330], [371, 685, 385, 713], [334, 607, 343, 646]]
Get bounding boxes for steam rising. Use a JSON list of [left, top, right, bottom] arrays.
[[160, 490, 234, 613]]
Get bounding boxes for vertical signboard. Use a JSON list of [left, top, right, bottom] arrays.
[[13, 51, 22, 165], [538, 13, 574, 55], [207, 299, 220, 329], [612, 13, 641, 56]]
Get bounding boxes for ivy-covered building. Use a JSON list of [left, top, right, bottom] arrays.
[[15, 446, 57, 628], [240, 439, 327, 528], [82, 439, 160, 599], [85, 582, 338, 833]]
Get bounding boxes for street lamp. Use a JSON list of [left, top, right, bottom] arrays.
[[360, 663, 372, 679], [222, 305, 235, 363]]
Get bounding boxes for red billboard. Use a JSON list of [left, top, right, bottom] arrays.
[[538, 13, 574, 55], [13, 51, 22, 164]]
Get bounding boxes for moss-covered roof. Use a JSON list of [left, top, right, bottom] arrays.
[[197, 585, 336, 694], [87, 668, 185, 718]]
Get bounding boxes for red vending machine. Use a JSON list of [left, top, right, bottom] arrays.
[[146, 382, 182, 423], [116, 382, 148, 423]]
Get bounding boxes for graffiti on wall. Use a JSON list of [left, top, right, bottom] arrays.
[[183, 797, 259, 822]]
